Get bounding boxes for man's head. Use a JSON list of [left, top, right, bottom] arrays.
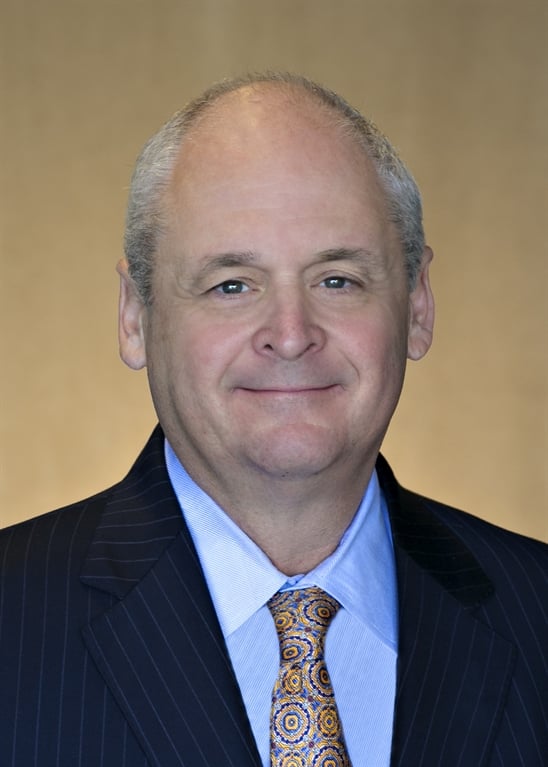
[[124, 72, 426, 306], [117, 74, 434, 503]]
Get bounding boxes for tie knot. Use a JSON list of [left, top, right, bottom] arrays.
[[267, 587, 340, 661]]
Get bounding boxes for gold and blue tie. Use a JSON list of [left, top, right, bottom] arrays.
[[267, 587, 351, 767]]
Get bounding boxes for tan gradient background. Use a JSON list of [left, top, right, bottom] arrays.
[[1, 0, 546, 539]]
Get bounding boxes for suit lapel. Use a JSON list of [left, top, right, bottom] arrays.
[[80, 428, 261, 767], [377, 456, 516, 767]]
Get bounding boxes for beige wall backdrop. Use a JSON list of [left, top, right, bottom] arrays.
[[1, 0, 546, 538]]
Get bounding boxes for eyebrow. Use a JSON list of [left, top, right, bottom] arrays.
[[196, 251, 257, 279], [314, 247, 379, 263], [195, 246, 381, 279]]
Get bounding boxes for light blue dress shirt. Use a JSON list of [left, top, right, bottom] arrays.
[[165, 441, 398, 766]]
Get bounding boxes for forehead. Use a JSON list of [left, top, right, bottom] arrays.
[[161, 86, 393, 257], [172, 85, 382, 193]]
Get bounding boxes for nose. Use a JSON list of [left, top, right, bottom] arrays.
[[251, 286, 326, 360]]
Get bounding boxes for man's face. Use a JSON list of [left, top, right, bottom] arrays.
[[119, 89, 434, 494]]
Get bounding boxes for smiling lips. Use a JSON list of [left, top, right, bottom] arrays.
[[235, 384, 341, 395]]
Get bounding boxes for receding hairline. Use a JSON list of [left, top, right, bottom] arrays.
[[180, 77, 355, 127], [164, 79, 379, 178], [153, 79, 393, 250]]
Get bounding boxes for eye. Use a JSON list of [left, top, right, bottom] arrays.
[[321, 276, 353, 289], [213, 280, 249, 295]]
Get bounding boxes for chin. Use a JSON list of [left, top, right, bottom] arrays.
[[245, 424, 344, 479]]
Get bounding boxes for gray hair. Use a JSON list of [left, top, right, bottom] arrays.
[[124, 72, 425, 304]]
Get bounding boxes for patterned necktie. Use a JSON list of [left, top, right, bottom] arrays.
[[267, 587, 351, 767]]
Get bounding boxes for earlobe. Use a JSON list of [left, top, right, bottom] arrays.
[[407, 246, 435, 361], [116, 258, 147, 370]]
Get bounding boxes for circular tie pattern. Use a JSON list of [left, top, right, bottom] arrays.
[[267, 587, 351, 766]]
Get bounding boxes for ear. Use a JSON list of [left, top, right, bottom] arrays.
[[407, 246, 435, 361], [116, 258, 147, 370]]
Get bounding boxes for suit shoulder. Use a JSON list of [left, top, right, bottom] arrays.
[[0, 486, 113, 577], [1, 485, 113, 536], [377, 454, 546, 565], [405, 491, 548, 615], [377, 455, 547, 606], [418, 493, 546, 561]]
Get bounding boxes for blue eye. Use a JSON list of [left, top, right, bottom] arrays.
[[215, 280, 249, 294], [322, 276, 351, 289]]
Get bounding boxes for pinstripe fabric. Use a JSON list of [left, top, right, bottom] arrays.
[[0, 493, 149, 766], [1, 430, 260, 767], [1, 427, 546, 766], [379, 459, 548, 767]]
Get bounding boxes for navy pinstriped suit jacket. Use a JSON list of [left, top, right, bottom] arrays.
[[1, 426, 546, 766]]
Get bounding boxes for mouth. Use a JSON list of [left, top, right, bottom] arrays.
[[235, 384, 341, 395]]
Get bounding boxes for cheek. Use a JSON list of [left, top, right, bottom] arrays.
[[174, 318, 249, 387], [338, 313, 409, 393], [342, 314, 405, 360]]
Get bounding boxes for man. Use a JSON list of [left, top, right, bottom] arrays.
[[1, 73, 546, 767]]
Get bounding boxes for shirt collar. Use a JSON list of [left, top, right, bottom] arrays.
[[165, 440, 397, 650]]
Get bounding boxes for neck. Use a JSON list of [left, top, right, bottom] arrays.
[[238, 508, 352, 575], [182, 455, 376, 575]]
